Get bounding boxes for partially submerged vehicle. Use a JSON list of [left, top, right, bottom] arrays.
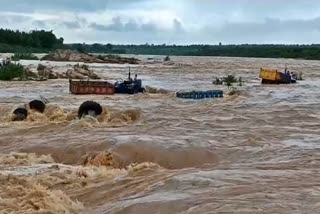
[[69, 79, 115, 95], [259, 68, 297, 84], [69, 71, 144, 95], [114, 71, 145, 94], [176, 90, 223, 99]]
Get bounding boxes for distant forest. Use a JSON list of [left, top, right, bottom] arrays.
[[0, 28, 64, 53], [1, 28, 320, 60], [67, 43, 320, 60]]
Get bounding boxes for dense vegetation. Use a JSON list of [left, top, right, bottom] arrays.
[[0, 29, 64, 53], [0, 60, 25, 81], [67, 43, 320, 60], [70, 43, 126, 54], [11, 53, 39, 61], [1, 28, 320, 60]]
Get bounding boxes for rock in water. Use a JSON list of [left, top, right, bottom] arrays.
[[29, 100, 46, 113], [66, 69, 86, 79], [73, 64, 100, 79], [23, 67, 38, 80], [41, 49, 139, 64], [37, 64, 47, 71], [78, 101, 103, 119], [37, 64, 60, 79]]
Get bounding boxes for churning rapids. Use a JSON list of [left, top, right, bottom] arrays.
[[0, 56, 320, 214]]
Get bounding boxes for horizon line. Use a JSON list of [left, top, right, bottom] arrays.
[[65, 43, 320, 46]]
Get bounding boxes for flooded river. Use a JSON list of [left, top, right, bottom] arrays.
[[0, 56, 320, 213]]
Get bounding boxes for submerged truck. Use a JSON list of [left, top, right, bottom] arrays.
[[259, 68, 297, 84], [69, 71, 144, 95]]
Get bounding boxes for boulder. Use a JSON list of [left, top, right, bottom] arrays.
[[38, 69, 59, 79], [66, 69, 86, 79], [66, 64, 101, 79], [74, 69, 100, 79], [23, 67, 38, 79], [37, 64, 63, 79], [102, 55, 139, 64], [37, 64, 47, 71], [42, 49, 104, 63]]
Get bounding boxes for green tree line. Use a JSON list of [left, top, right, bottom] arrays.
[[1, 28, 320, 60], [66, 43, 320, 60], [0, 28, 64, 52]]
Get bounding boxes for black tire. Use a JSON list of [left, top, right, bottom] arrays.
[[78, 101, 103, 119], [12, 107, 28, 121], [29, 100, 46, 113]]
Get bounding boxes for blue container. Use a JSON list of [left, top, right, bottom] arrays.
[[176, 90, 223, 100]]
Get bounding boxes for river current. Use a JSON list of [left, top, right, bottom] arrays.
[[0, 56, 320, 213]]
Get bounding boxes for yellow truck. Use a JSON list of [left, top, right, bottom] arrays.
[[259, 68, 296, 84]]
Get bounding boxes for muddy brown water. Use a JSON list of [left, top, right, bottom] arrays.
[[0, 56, 320, 213]]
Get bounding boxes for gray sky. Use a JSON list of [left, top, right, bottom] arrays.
[[1, 0, 320, 44]]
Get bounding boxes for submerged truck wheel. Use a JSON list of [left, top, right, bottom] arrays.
[[78, 101, 103, 119], [29, 100, 46, 113], [12, 107, 28, 121]]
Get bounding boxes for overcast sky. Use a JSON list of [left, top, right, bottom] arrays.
[[1, 0, 320, 44]]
